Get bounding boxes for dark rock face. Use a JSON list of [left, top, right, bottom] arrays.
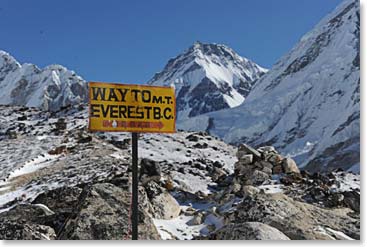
[[140, 158, 161, 185], [0, 204, 57, 240], [149, 42, 267, 119], [0, 221, 56, 240], [186, 77, 230, 117], [58, 183, 160, 240], [0, 183, 160, 240]]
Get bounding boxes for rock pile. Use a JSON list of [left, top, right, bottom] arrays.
[[234, 144, 299, 187]]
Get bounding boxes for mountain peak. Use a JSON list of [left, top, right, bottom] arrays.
[[0, 50, 87, 111], [149, 42, 267, 119]]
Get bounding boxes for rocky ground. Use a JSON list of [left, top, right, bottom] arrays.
[[0, 104, 360, 240]]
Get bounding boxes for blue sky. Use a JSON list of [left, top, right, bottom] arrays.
[[1, 0, 342, 84]]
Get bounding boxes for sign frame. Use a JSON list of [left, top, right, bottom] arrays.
[[88, 81, 176, 134]]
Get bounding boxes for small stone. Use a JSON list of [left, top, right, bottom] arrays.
[[187, 213, 205, 226], [238, 154, 253, 164], [232, 183, 242, 193], [238, 144, 262, 160], [242, 185, 260, 198], [243, 170, 270, 186], [77, 135, 92, 143], [257, 146, 278, 154], [260, 161, 273, 170], [55, 118, 67, 130], [178, 167, 185, 174], [267, 154, 284, 165], [213, 161, 224, 168], [186, 134, 199, 142]]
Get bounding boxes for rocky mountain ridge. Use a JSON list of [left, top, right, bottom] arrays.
[[0, 51, 88, 111]]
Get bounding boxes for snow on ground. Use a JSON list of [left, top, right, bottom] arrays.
[[314, 226, 355, 240], [6, 153, 60, 181], [258, 184, 284, 194], [154, 214, 205, 240], [101, 131, 237, 194], [153, 202, 223, 240], [331, 171, 360, 193]]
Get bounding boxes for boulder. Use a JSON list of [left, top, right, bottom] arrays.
[[187, 212, 205, 226], [262, 167, 273, 175], [186, 134, 199, 142], [140, 158, 161, 185], [0, 203, 58, 240], [246, 170, 270, 186], [55, 118, 67, 131], [237, 144, 261, 161], [211, 167, 227, 183], [150, 191, 181, 220], [77, 134, 92, 143], [257, 146, 277, 154], [0, 221, 56, 240], [238, 154, 253, 165], [6, 129, 17, 139], [267, 154, 284, 166], [342, 190, 360, 212], [212, 222, 290, 240], [144, 181, 180, 220], [282, 158, 300, 174], [242, 185, 260, 198], [58, 183, 160, 240], [225, 192, 359, 240]]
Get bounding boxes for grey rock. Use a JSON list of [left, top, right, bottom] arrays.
[[247, 170, 270, 186], [58, 183, 160, 240], [259, 160, 273, 170], [212, 222, 290, 240], [0, 221, 56, 240], [282, 157, 300, 174], [238, 144, 262, 160], [225, 192, 359, 240], [267, 154, 284, 165], [140, 158, 161, 185], [257, 146, 278, 154], [343, 190, 360, 213], [187, 213, 205, 226], [150, 191, 181, 220], [238, 154, 253, 164], [242, 185, 260, 198], [262, 167, 273, 175]]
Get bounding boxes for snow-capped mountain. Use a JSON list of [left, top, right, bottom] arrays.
[[179, 0, 360, 172], [149, 42, 267, 119], [0, 51, 88, 111]]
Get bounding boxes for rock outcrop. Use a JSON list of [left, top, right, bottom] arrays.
[[211, 222, 290, 240]]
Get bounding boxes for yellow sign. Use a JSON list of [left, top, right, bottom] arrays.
[[88, 82, 176, 133]]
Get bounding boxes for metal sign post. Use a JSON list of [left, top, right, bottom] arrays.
[[131, 132, 139, 240]]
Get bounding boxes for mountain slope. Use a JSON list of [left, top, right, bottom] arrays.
[[179, 0, 360, 172], [149, 42, 267, 119], [0, 51, 88, 111]]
